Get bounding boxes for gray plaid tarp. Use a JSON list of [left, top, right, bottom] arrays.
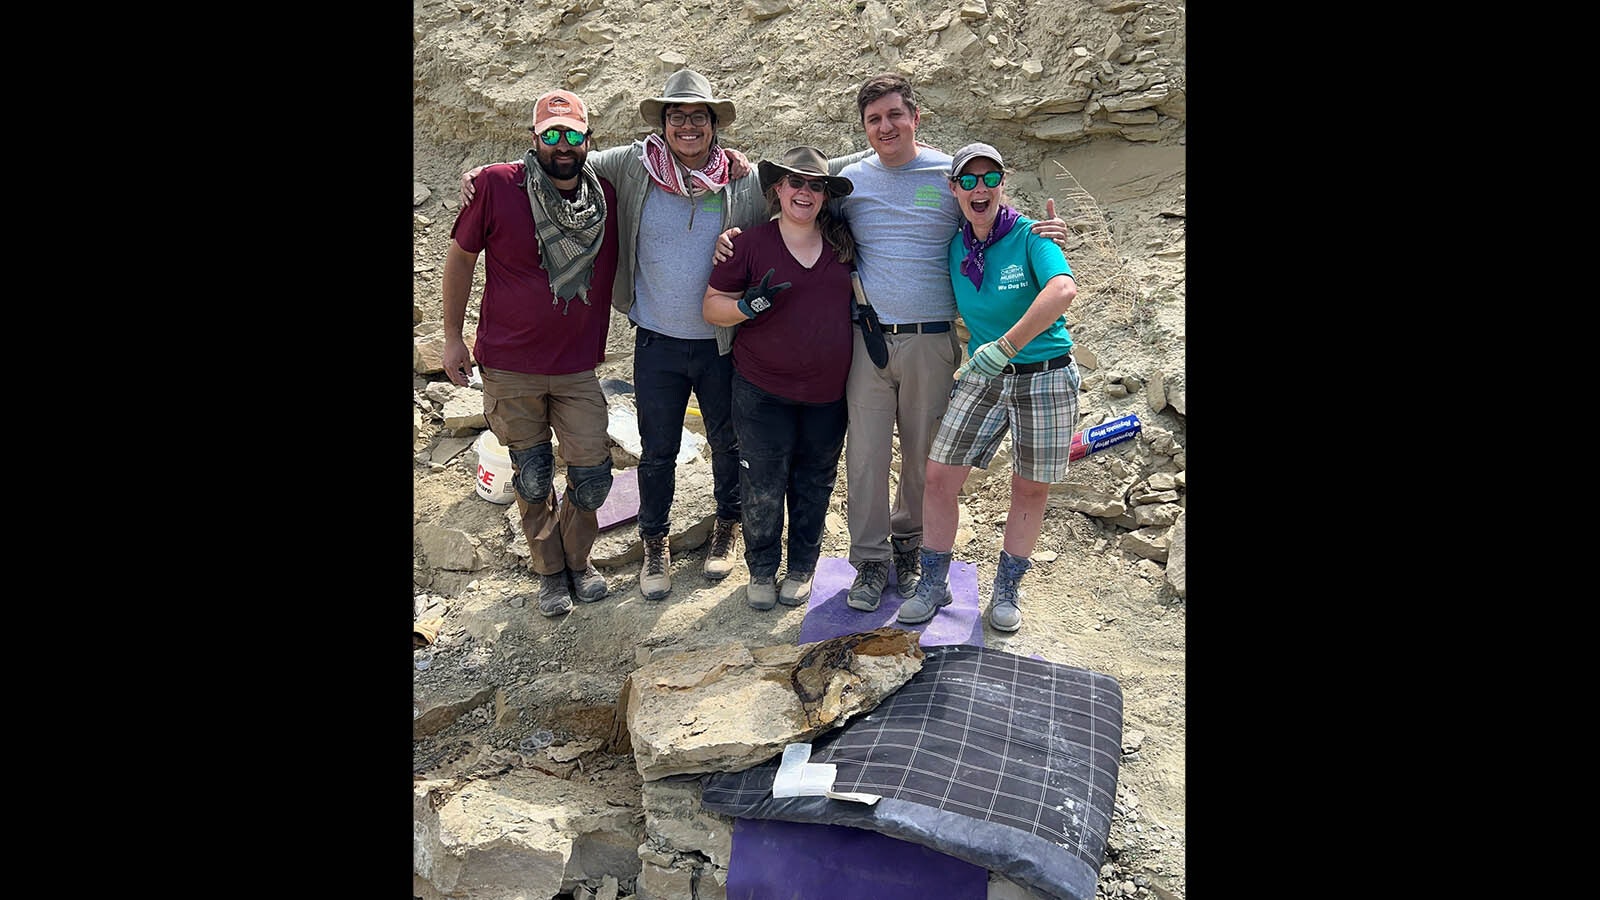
[[699, 644, 1124, 900]]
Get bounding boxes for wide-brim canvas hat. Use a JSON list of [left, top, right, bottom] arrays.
[[757, 146, 854, 197], [639, 69, 737, 126]]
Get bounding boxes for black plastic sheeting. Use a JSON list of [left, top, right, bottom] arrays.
[[700, 644, 1123, 900]]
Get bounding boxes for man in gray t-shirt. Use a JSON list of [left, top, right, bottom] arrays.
[[583, 70, 768, 605]]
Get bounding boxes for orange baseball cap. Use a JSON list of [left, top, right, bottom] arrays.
[[532, 90, 588, 132]]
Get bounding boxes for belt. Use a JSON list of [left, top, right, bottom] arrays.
[[1001, 353, 1074, 375], [877, 321, 952, 334]]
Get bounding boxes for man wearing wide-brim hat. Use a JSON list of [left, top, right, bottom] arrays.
[[581, 68, 770, 604]]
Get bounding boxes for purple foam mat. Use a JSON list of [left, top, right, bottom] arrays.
[[799, 556, 984, 648], [726, 817, 988, 900], [596, 467, 639, 532], [723, 556, 987, 899]]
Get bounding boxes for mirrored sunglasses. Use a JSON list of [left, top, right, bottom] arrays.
[[953, 171, 1004, 190], [534, 128, 587, 146]]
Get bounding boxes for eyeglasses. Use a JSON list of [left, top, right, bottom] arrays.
[[783, 174, 829, 193], [953, 171, 1004, 190], [665, 111, 711, 127], [535, 128, 587, 146]]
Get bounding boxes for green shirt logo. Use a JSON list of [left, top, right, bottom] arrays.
[[914, 185, 943, 209]]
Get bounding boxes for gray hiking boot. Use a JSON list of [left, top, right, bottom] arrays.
[[896, 548, 953, 625], [537, 571, 574, 617], [987, 550, 1032, 632], [891, 537, 921, 597], [846, 560, 890, 611], [746, 574, 778, 611], [640, 534, 671, 601], [778, 570, 814, 607], [703, 516, 740, 580], [570, 563, 608, 603]]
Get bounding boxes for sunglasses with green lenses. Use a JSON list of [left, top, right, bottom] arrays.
[[953, 171, 1004, 190], [536, 128, 587, 147]]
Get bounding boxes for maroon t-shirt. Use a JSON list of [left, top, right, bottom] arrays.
[[449, 162, 618, 375], [708, 221, 853, 404]]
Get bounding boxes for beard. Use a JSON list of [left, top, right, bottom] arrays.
[[536, 149, 586, 181]]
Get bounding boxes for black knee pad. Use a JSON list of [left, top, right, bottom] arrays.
[[567, 459, 614, 511], [509, 442, 554, 504]]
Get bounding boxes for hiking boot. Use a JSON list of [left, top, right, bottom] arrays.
[[537, 571, 574, 617], [846, 560, 890, 612], [640, 534, 671, 601], [778, 570, 814, 607], [703, 517, 740, 581], [891, 537, 921, 597], [896, 548, 953, 625], [746, 574, 778, 611], [987, 550, 1032, 632], [570, 563, 608, 603]]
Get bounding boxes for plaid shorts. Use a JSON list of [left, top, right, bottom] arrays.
[[929, 359, 1081, 483]]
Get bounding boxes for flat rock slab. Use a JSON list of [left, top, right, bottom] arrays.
[[413, 679, 495, 739], [414, 770, 642, 899], [624, 627, 924, 781]]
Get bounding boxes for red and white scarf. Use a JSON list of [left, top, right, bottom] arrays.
[[640, 133, 730, 198]]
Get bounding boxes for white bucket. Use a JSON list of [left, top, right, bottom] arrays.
[[474, 430, 517, 505]]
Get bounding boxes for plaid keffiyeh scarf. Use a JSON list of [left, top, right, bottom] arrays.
[[522, 151, 607, 313], [640, 133, 730, 199]]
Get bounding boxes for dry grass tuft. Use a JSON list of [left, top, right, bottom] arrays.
[[1050, 162, 1141, 328]]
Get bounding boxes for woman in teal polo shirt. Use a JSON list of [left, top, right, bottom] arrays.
[[897, 142, 1082, 634]]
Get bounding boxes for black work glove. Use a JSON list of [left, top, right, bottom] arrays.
[[736, 268, 792, 319]]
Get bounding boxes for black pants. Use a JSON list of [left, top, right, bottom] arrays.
[[731, 371, 847, 579], [633, 328, 741, 537]]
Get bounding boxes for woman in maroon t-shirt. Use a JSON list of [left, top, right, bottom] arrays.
[[702, 146, 856, 612]]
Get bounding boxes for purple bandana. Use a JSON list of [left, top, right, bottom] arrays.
[[959, 205, 1020, 291]]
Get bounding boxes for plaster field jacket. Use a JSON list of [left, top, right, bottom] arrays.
[[588, 140, 770, 355]]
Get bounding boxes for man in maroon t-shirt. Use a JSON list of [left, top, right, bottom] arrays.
[[442, 89, 621, 618]]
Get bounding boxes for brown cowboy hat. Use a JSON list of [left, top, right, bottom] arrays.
[[757, 146, 854, 197], [638, 69, 737, 126]]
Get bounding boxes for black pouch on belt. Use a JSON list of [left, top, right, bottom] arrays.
[[850, 270, 889, 369]]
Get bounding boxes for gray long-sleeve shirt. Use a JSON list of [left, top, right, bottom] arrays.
[[588, 141, 769, 354]]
